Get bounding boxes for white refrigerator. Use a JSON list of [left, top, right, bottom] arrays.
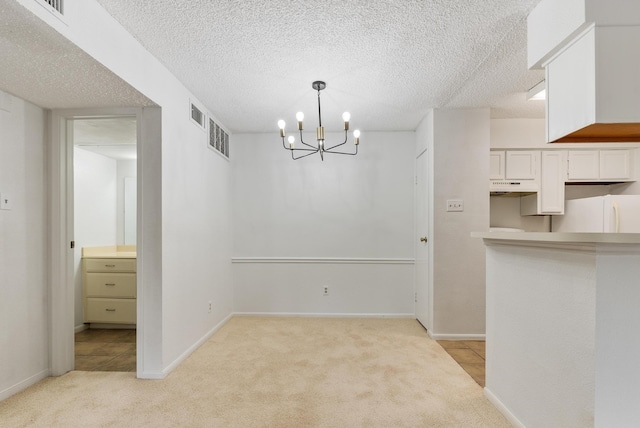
[[552, 195, 640, 233]]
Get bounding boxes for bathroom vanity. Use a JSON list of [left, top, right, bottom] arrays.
[[82, 246, 137, 325]]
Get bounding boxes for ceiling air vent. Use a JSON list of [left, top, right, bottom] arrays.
[[209, 118, 229, 159], [36, 0, 63, 15], [190, 102, 205, 128]]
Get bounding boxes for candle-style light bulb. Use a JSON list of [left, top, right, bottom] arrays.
[[342, 112, 350, 131], [288, 135, 295, 149], [296, 112, 304, 130], [353, 129, 360, 145], [278, 120, 286, 137]]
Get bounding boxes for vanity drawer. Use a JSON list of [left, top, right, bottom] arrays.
[[84, 258, 136, 273], [85, 298, 136, 324], [85, 273, 136, 298]]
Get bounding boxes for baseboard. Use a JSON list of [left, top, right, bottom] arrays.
[[484, 387, 525, 428], [160, 313, 234, 378], [0, 369, 49, 401], [233, 312, 415, 319], [427, 332, 486, 341], [74, 323, 88, 333]]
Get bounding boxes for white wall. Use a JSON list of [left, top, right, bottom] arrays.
[[14, 0, 234, 379], [490, 118, 547, 149], [0, 92, 49, 399], [417, 109, 490, 337], [232, 132, 415, 316], [116, 159, 136, 245], [73, 147, 118, 328]]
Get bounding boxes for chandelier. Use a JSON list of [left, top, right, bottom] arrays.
[[278, 81, 360, 161]]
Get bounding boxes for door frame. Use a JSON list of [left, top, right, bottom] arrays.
[[48, 106, 161, 377]]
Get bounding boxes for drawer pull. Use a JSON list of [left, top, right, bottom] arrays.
[[105, 283, 116, 286], [105, 264, 116, 268], [105, 308, 116, 312]]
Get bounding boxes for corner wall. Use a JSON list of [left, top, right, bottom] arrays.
[[418, 109, 490, 337], [0, 92, 49, 400], [232, 132, 416, 316]]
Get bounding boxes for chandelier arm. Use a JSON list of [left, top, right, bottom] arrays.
[[324, 131, 349, 151], [292, 149, 320, 160], [283, 136, 316, 152], [298, 130, 317, 150], [321, 145, 358, 156]]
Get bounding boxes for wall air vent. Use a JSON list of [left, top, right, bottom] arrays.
[[36, 0, 63, 15], [209, 118, 229, 159], [190, 102, 205, 128]]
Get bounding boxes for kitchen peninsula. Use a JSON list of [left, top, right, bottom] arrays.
[[472, 231, 640, 427]]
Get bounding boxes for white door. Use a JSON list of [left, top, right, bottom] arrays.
[[415, 150, 430, 330]]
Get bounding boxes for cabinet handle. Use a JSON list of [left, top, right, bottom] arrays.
[[105, 283, 116, 286], [105, 264, 116, 268], [105, 308, 116, 312]]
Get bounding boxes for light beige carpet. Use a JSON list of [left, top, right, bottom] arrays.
[[0, 317, 510, 427]]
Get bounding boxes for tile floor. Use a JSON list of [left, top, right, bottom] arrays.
[[74, 328, 136, 372], [437, 340, 486, 387]]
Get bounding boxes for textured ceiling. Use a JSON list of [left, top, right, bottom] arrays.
[[1, 0, 545, 134], [94, 0, 545, 133], [0, 1, 154, 110], [73, 117, 137, 161]]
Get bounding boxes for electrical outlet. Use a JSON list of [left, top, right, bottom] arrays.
[[446, 199, 463, 212], [323, 286, 329, 296], [208, 301, 212, 313]]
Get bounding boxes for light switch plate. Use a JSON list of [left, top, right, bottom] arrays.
[[0, 193, 12, 210], [446, 199, 464, 212]]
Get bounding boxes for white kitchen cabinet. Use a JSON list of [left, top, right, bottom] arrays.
[[521, 151, 566, 215], [567, 150, 599, 180], [490, 151, 505, 179], [600, 149, 632, 180], [545, 26, 640, 143], [567, 149, 634, 182], [506, 151, 538, 180]]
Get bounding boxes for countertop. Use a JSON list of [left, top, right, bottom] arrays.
[[471, 231, 640, 244], [82, 245, 137, 259]]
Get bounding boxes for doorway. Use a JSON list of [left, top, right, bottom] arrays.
[[415, 149, 431, 330], [71, 116, 137, 371]]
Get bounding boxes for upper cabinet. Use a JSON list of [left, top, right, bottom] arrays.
[[490, 150, 539, 192], [528, 0, 640, 143], [506, 151, 537, 180], [489, 151, 505, 180], [546, 26, 640, 143], [567, 149, 634, 182]]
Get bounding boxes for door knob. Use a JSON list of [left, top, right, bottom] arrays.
[[420, 237, 428, 242]]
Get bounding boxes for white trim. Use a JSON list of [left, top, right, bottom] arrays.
[[428, 332, 486, 341], [49, 108, 145, 378], [0, 369, 49, 401], [233, 312, 415, 319], [74, 324, 88, 333], [231, 257, 415, 265], [484, 387, 526, 428], [155, 313, 234, 379]]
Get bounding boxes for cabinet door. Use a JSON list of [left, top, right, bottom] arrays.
[[506, 151, 538, 180], [490, 151, 505, 180], [568, 150, 599, 180], [540, 151, 566, 214], [546, 28, 596, 142], [600, 150, 631, 180]]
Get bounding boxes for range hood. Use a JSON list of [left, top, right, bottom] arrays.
[[528, 0, 640, 143], [490, 179, 538, 194]]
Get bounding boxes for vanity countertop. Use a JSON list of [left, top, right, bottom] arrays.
[[81, 245, 137, 259]]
